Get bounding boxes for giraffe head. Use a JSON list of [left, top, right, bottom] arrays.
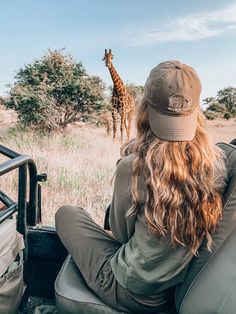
[[103, 49, 113, 68]]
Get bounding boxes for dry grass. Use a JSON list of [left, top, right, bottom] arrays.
[[0, 125, 120, 226], [0, 105, 235, 226]]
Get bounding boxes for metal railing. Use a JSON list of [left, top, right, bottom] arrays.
[[0, 144, 47, 236]]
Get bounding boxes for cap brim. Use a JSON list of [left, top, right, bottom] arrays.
[[147, 105, 197, 141]]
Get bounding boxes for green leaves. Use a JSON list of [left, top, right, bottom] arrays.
[[125, 83, 144, 98], [203, 87, 236, 120], [217, 87, 236, 114], [6, 49, 106, 131]]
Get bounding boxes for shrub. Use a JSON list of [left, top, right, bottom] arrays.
[[223, 112, 232, 120], [204, 110, 220, 120], [6, 50, 106, 132], [207, 103, 227, 113]]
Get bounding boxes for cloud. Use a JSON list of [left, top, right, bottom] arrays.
[[129, 2, 236, 46]]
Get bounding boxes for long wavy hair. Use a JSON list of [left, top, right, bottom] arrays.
[[124, 97, 226, 255]]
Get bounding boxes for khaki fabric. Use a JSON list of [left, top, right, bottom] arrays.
[[0, 232, 24, 277], [0, 259, 25, 314], [144, 60, 201, 141], [55, 206, 175, 313], [0, 219, 25, 314], [0, 219, 25, 276]]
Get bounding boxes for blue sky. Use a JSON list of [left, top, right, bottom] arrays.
[[1, 0, 236, 101]]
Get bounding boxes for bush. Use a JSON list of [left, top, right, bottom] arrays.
[[217, 87, 236, 113], [207, 103, 227, 113], [204, 110, 220, 120], [6, 50, 106, 132], [125, 83, 144, 98], [204, 87, 236, 118], [223, 112, 232, 120]]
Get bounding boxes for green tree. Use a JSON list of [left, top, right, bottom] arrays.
[[108, 83, 143, 99], [204, 110, 220, 120], [207, 103, 227, 113], [125, 82, 144, 98], [217, 87, 236, 116], [6, 49, 106, 131], [203, 87, 236, 120]]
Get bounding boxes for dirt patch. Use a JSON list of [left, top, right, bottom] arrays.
[[206, 118, 236, 144]]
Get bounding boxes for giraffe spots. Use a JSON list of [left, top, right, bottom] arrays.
[[105, 57, 135, 142]]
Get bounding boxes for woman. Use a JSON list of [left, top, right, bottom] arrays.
[[55, 60, 226, 313]]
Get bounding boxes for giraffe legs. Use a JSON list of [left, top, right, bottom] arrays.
[[111, 98, 134, 143], [111, 107, 125, 143], [111, 107, 118, 141], [126, 110, 134, 140], [126, 113, 131, 140], [124, 118, 129, 139], [120, 110, 126, 144]]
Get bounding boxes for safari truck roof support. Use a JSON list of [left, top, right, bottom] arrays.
[[0, 144, 67, 304]]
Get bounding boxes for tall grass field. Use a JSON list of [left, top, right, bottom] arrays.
[[0, 107, 235, 226], [0, 124, 120, 226]]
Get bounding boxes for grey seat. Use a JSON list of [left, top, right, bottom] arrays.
[[175, 142, 236, 314], [55, 142, 236, 314], [55, 255, 130, 314]]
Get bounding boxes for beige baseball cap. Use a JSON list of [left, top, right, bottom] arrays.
[[144, 60, 202, 141]]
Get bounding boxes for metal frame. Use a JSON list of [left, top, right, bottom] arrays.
[[0, 143, 48, 300], [0, 144, 47, 229], [0, 146, 33, 244]]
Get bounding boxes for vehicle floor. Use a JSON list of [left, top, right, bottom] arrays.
[[17, 297, 55, 314]]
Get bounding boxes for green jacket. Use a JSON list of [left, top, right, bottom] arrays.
[[109, 153, 194, 295]]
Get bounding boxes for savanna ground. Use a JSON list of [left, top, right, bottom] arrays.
[[0, 106, 236, 226]]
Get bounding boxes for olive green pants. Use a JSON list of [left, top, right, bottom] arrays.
[[55, 205, 175, 314]]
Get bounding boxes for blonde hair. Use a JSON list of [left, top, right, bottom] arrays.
[[124, 97, 226, 255]]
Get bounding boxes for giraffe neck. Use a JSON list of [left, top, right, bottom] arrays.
[[108, 63, 125, 94]]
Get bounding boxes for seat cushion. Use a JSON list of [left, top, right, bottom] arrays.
[[55, 255, 129, 314], [175, 142, 236, 313]]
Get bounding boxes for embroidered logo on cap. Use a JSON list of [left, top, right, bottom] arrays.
[[168, 94, 192, 113]]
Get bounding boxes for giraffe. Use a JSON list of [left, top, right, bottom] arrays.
[[103, 49, 135, 143]]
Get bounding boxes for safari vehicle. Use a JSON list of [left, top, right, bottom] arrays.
[[0, 139, 236, 314]]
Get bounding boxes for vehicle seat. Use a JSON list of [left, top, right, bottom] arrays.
[[55, 255, 130, 314], [175, 142, 236, 313], [55, 142, 236, 314]]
